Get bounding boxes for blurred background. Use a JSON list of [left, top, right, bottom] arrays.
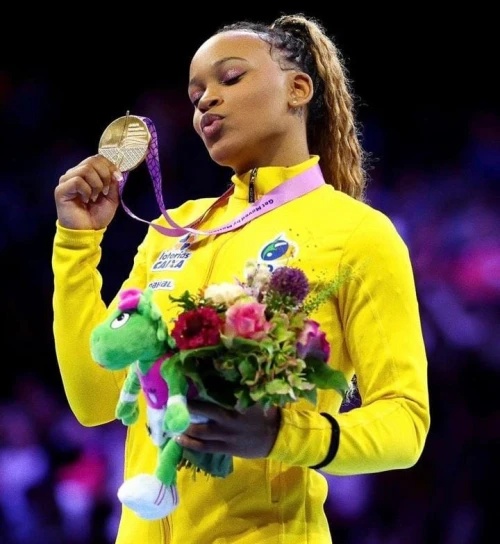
[[1, 5, 498, 544]]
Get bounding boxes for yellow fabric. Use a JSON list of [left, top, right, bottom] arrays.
[[52, 156, 430, 543]]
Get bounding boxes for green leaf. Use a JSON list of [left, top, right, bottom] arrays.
[[169, 290, 198, 311], [265, 379, 292, 395], [305, 357, 349, 397], [230, 337, 262, 350], [235, 389, 254, 410], [179, 345, 221, 362], [300, 387, 318, 406], [238, 358, 257, 380]]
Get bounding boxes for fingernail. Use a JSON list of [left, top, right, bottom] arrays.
[[112, 171, 124, 182], [103, 185, 110, 196]]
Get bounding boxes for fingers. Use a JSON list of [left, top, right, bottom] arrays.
[[184, 402, 229, 441], [184, 418, 228, 442], [175, 402, 235, 450], [177, 402, 280, 458], [187, 400, 237, 423], [54, 154, 123, 230], [175, 433, 225, 453], [57, 154, 123, 204]]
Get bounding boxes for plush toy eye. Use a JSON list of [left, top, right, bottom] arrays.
[[111, 312, 131, 329]]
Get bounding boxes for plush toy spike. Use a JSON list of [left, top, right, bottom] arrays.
[[90, 287, 232, 520]]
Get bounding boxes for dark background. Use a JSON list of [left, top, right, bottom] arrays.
[[1, 6, 498, 544]]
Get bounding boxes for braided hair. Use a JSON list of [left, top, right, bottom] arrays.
[[217, 13, 368, 201]]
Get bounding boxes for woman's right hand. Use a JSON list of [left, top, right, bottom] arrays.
[[54, 154, 124, 230]]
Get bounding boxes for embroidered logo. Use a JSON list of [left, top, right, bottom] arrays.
[[173, 233, 197, 251], [258, 235, 298, 272], [152, 234, 194, 271], [148, 279, 175, 291]]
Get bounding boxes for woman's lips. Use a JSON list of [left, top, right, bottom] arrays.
[[201, 114, 223, 138]]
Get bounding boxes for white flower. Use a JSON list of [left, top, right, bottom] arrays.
[[244, 260, 272, 293], [204, 283, 246, 306]]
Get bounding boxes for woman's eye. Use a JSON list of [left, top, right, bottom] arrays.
[[189, 70, 244, 106], [222, 71, 244, 85], [190, 94, 201, 106]]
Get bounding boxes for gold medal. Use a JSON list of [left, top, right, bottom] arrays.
[[98, 112, 151, 172]]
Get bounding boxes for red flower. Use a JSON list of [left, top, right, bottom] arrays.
[[171, 307, 222, 350]]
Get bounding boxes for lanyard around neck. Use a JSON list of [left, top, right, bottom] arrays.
[[117, 117, 326, 237]]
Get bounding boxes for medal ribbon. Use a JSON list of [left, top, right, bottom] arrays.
[[118, 117, 325, 237]]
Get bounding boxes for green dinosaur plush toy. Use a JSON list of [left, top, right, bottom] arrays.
[[90, 287, 232, 521]]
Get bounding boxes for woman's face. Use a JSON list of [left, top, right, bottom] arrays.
[[189, 30, 298, 174]]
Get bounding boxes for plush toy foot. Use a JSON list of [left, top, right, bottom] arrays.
[[117, 474, 178, 520]]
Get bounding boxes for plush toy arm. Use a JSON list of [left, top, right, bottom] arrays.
[[161, 358, 190, 435], [116, 367, 141, 425]]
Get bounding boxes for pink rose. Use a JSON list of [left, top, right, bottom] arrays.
[[223, 301, 271, 340], [296, 319, 330, 361]]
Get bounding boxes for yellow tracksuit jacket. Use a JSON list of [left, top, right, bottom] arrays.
[[52, 156, 430, 543]]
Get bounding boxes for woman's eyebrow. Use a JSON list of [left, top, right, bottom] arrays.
[[189, 56, 248, 86]]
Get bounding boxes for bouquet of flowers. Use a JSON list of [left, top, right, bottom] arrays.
[[167, 261, 350, 411]]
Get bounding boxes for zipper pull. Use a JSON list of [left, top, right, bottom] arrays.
[[248, 168, 257, 203]]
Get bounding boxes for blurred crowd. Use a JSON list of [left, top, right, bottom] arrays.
[[0, 66, 498, 543]]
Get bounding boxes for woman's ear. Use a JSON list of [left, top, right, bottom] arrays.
[[288, 72, 314, 108]]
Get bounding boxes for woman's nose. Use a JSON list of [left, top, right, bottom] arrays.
[[198, 92, 221, 112]]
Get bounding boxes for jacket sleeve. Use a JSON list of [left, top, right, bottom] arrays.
[[51, 222, 147, 426], [268, 211, 430, 473]]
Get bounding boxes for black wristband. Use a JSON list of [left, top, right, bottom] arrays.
[[309, 412, 340, 470]]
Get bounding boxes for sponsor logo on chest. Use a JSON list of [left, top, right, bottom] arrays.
[[151, 234, 195, 271]]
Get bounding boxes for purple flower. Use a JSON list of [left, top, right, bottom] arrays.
[[296, 319, 330, 361], [269, 266, 309, 303]]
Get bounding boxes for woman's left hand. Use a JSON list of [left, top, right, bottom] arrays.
[[177, 400, 281, 458]]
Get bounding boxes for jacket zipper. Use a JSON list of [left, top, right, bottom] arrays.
[[204, 168, 257, 283], [248, 168, 257, 203]]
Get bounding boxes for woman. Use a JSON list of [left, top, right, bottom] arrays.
[[52, 13, 430, 544]]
